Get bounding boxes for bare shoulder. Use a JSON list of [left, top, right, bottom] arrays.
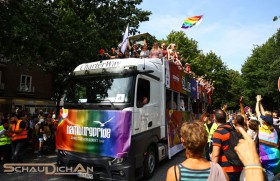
[[166, 165, 178, 181]]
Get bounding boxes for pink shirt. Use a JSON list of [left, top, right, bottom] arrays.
[[149, 49, 162, 58]]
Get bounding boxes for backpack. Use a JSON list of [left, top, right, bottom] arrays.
[[223, 127, 243, 167]]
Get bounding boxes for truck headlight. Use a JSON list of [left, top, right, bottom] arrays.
[[108, 157, 127, 165]]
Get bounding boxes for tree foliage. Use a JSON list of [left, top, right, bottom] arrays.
[[163, 29, 280, 112], [164, 30, 201, 64], [0, 0, 151, 100], [162, 31, 241, 109], [1, 0, 279, 112], [241, 29, 280, 111]]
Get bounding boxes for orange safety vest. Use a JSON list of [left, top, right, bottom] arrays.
[[12, 120, 27, 141]]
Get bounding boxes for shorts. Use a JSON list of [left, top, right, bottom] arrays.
[[38, 138, 44, 142]]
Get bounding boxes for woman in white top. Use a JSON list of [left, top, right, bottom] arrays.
[[167, 43, 178, 62], [247, 119, 258, 143], [140, 44, 150, 58]]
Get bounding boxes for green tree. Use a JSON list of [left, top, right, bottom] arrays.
[[163, 31, 241, 110], [241, 29, 280, 111], [273, 16, 279, 21], [0, 0, 151, 109], [164, 30, 201, 64]]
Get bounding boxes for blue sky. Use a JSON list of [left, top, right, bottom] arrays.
[[137, 0, 280, 72]]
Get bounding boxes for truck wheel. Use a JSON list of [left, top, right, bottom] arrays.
[[143, 146, 156, 179]]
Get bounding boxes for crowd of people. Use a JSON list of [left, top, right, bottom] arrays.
[[98, 40, 197, 75], [167, 95, 280, 181], [99, 40, 215, 97], [0, 57, 278, 180], [0, 109, 58, 163]]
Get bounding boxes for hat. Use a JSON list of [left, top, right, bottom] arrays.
[[260, 115, 273, 125], [99, 49, 105, 54]]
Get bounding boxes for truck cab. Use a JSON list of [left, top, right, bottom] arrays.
[[56, 58, 168, 180], [55, 56, 210, 180]]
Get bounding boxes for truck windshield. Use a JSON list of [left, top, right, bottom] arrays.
[[63, 75, 134, 105]]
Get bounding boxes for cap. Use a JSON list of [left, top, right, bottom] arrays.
[[260, 115, 273, 125], [99, 49, 105, 54]]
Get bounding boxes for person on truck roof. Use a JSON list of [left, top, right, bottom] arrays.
[[149, 42, 162, 58], [140, 44, 150, 58], [161, 43, 168, 58], [167, 43, 178, 62], [98, 49, 110, 61]]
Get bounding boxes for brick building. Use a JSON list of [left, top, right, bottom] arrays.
[[0, 57, 55, 115]]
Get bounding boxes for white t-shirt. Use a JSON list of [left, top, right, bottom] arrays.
[[247, 129, 257, 142], [140, 50, 150, 58]]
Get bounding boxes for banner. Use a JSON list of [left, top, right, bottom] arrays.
[[166, 110, 191, 158], [168, 61, 182, 92], [181, 72, 187, 95], [190, 77, 197, 99], [56, 109, 132, 158], [165, 60, 170, 88]]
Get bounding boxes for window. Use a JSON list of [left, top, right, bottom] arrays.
[[136, 78, 150, 108], [166, 90, 179, 110], [63, 75, 134, 104], [20, 74, 32, 92]]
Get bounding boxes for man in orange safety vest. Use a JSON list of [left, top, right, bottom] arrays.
[[10, 113, 27, 163]]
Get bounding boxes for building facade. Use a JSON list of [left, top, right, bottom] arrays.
[[0, 58, 55, 115]]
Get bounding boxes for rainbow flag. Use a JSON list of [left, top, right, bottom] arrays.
[[181, 15, 203, 29], [259, 127, 280, 173]]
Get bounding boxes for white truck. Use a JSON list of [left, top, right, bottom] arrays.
[[56, 57, 209, 180]]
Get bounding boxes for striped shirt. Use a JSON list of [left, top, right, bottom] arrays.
[[212, 124, 243, 172], [178, 164, 210, 181]]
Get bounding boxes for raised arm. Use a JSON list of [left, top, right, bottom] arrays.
[[221, 104, 227, 112], [255, 95, 262, 118], [240, 96, 245, 115], [239, 96, 248, 124], [259, 96, 265, 116]]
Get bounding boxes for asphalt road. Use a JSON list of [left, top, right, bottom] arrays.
[[0, 146, 186, 181], [143, 151, 186, 181]]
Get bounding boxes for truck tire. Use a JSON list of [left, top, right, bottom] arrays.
[[143, 145, 156, 179]]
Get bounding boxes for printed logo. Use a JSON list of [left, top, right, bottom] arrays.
[[93, 116, 114, 127]]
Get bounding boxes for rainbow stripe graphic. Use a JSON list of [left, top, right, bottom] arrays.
[[56, 109, 132, 158], [259, 128, 280, 173], [181, 15, 203, 29]]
